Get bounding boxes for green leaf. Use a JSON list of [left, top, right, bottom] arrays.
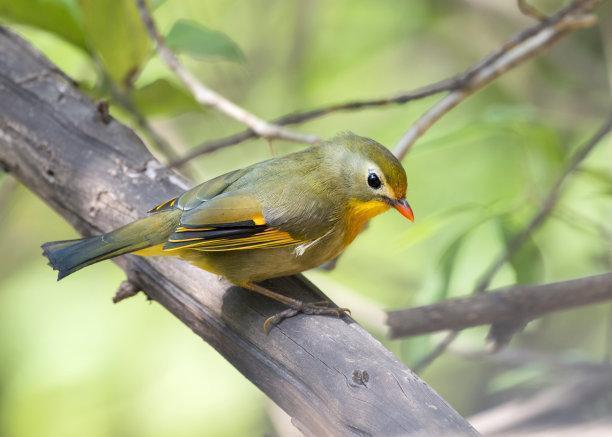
[[131, 79, 200, 117], [0, 0, 87, 49], [498, 217, 545, 284], [166, 19, 244, 62], [78, 0, 151, 88]]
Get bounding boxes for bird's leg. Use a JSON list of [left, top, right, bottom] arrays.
[[241, 282, 351, 333]]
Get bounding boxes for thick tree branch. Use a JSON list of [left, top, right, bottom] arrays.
[[387, 273, 612, 338], [0, 28, 477, 436], [134, 0, 317, 146]]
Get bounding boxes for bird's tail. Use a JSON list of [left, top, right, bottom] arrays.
[[42, 210, 180, 280]]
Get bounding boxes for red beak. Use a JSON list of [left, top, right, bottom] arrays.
[[394, 198, 414, 222]]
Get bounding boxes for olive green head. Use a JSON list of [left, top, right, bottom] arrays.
[[320, 132, 413, 221]]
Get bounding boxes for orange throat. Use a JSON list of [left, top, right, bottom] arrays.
[[343, 199, 390, 244]]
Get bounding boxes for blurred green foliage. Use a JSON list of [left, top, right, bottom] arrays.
[[79, 0, 151, 87], [132, 78, 200, 116], [166, 19, 245, 62], [0, 0, 611, 435]]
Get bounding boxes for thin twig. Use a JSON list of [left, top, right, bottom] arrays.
[[393, 0, 599, 158], [168, 77, 460, 168], [113, 280, 141, 303], [169, 0, 598, 168], [408, 112, 612, 372], [413, 331, 458, 373], [134, 0, 317, 147]]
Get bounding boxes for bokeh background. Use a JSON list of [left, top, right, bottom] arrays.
[[0, 1, 611, 436]]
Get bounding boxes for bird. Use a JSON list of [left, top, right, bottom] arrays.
[[42, 132, 414, 332]]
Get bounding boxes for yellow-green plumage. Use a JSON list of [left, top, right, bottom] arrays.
[[43, 133, 410, 287]]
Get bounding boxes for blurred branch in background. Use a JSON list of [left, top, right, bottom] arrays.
[[455, 345, 612, 373], [458, 346, 612, 435], [134, 0, 318, 148], [168, 0, 600, 169], [456, 343, 612, 435], [388, 272, 612, 337], [168, 77, 461, 168], [403, 112, 612, 372], [469, 371, 612, 436], [393, 0, 599, 158]]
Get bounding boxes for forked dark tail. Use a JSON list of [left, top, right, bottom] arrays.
[[42, 210, 180, 280]]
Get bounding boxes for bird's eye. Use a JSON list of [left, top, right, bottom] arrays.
[[367, 172, 382, 189]]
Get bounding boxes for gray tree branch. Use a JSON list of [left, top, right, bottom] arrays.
[[0, 28, 477, 436], [387, 273, 612, 338]]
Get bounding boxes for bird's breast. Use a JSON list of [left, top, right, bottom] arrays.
[[343, 199, 390, 244]]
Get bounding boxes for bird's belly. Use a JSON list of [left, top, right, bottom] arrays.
[[175, 243, 340, 284]]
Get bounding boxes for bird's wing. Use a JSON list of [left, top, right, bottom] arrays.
[[162, 193, 306, 252], [148, 168, 248, 213]]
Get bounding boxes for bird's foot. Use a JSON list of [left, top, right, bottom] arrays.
[[263, 301, 351, 334]]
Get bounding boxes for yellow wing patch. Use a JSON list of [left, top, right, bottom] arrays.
[[159, 192, 301, 253], [148, 196, 179, 213], [185, 229, 300, 252], [163, 222, 303, 252]]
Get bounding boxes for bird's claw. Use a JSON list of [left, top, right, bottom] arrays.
[[263, 301, 351, 334]]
